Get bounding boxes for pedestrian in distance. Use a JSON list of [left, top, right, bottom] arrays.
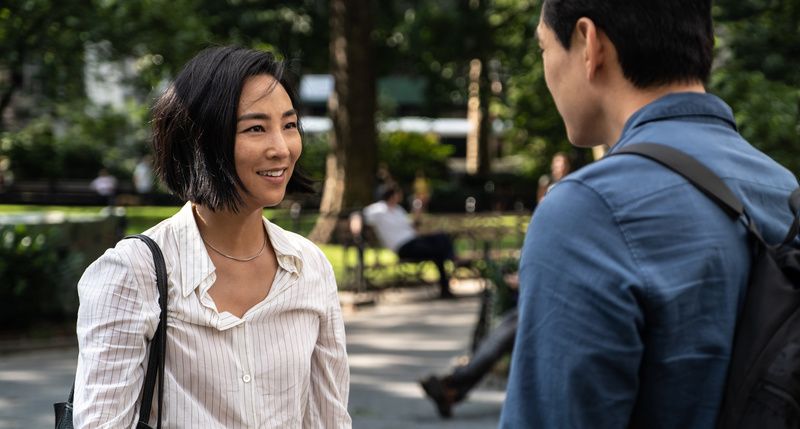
[[90, 167, 118, 207], [535, 151, 571, 204], [501, 1, 799, 428], [133, 154, 155, 194], [73, 46, 352, 428]]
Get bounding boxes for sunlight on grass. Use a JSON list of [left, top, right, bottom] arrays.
[[0, 204, 528, 288], [0, 204, 360, 286]]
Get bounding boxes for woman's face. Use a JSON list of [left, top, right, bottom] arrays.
[[234, 74, 302, 210]]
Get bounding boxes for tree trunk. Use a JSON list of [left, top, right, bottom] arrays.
[[0, 67, 23, 132], [477, 57, 492, 177], [308, 0, 377, 243], [464, 0, 492, 177]]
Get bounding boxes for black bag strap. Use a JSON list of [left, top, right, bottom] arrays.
[[61, 235, 167, 428], [615, 143, 744, 216], [785, 188, 800, 245], [124, 234, 168, 429], [612, 143, 798, 245]]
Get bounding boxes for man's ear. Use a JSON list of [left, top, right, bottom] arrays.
[[575, 17, 604, 81]]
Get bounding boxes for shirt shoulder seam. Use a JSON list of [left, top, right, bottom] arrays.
[[562, 178, 653, 295]]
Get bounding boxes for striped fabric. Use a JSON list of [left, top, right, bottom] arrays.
[[73, 202, 351, 428]]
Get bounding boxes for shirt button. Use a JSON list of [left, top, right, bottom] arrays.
[[242, 374, 252, 383]]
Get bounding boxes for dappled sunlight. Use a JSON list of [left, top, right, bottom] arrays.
[[350, 377, 425, 399], [349, 353, 423, 369], [0, 369, 48, 383], [346, 292, 504, 427], [348, 335, 466, 354]]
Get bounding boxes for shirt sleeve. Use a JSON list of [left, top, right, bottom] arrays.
[[304, 257, 352, 428], [500, 180, 645, 428], [73, 243, 159, 428]]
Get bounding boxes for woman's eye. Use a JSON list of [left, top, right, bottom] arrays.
[[244, 125, 265, 133], [284, 122, 298, 130]]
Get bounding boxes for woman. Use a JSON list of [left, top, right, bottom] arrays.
[[73, 46, 351, 428]]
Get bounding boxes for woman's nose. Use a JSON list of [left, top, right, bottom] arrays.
[[266, 133, 291, 159]]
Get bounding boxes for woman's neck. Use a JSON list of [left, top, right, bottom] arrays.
[[193, 204, 266, 255]]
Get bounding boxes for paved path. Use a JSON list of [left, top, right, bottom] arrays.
[[0, 347, 77, 429], [0, 282, 504, 428], [346, 283, 504, 428]]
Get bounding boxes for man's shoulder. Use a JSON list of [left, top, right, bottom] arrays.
[[559, 154, 649, 200], [363, 201, 387, 218]]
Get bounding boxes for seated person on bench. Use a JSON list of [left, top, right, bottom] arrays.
[[363, 184, 455, 299]]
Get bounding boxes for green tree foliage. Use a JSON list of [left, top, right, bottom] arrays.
[[487, 0, 577, 175], [0, 0, 99, 129], [0, 224, 86, 327], [712, 0, 800, 175], [378, 0, 579, 180], [90, 0, 329, 92], [2, 0, 798, 183], [378, 131, 453, 186], [1, 102, 149, 180], [1, 0, 330, 181]]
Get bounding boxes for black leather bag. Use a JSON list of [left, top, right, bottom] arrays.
[[55, 234, 169, 429]]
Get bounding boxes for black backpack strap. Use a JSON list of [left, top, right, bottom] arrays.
[[783, 188, 800, 245], [614, 143, 743, 217], [613, 143, 767, 241], [124, 234, 168, 429]]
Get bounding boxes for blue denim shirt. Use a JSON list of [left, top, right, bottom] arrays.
[[500, 93, 799, 428]]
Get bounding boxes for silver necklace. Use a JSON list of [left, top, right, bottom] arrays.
[[202, 234, 267, 262]]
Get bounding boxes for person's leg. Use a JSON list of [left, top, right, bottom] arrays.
[[421, 309, 518, 418], [448, 309, 518, 394], [397, 233, 455, 297]]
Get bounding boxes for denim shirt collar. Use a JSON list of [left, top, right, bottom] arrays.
[[609, 92, 738, 154]]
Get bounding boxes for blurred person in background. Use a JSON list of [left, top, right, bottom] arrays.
[[536, 151, 571, 203], [364, 184, 456, 299], [133, 154, 155, 195], [90, 168, 117, 207]]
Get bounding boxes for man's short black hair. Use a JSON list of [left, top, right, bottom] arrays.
[[542, 0, 714, 88], [380, 184, 401, 202], [152, 45, 314, 212]]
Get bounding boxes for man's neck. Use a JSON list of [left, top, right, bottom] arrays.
[[605, 82, 706, 148]]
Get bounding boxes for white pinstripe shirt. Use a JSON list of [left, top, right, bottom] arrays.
[[73, 202, 351, 428]]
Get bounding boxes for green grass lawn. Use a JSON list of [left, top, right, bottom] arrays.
[[0, 204, 361, 286], [1, 204, 526, 288]]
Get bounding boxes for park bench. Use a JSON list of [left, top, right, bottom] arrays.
[[0, 180, 178, 206], [340, 210, 529, 292]]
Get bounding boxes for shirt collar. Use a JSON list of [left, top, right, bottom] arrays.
[[610, 92, 738, 154], [263, 218, 304, 276], [171, 202, 304, 298], [171, 202, 215, 298]]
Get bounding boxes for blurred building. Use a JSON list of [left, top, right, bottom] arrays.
[[298, 74, 506, 173]]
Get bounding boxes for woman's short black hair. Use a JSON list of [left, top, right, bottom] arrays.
[[152, 45, 315, 212], [542, 0, 714, 89]]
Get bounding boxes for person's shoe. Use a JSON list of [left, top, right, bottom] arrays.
[[419, 375, 457, 418]]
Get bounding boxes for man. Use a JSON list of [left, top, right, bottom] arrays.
[[363, 184, 455, 299], [501, 1, 799, 428]]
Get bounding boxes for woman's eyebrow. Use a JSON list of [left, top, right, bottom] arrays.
[[237, 109, 297, 122]]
